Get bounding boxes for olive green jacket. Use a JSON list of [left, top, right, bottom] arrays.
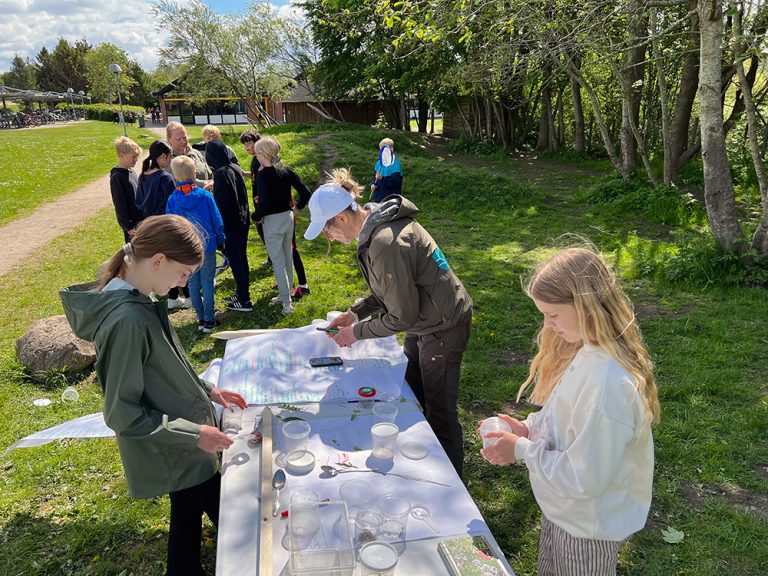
[[60, 281, 217, 499], [351, 196, 473, 340]]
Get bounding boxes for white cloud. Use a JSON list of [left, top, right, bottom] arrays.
[[0, 0, 301, 74], [0, 0, 164, 73]]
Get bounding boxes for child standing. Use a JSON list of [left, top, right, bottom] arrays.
[[205, 139, 252, 312], [480, 246, 660, 576], [369, 137, 403, 202], [253, 137, 311, 314], [109, 136, 142, 242], [166, 156, 226, 332], [136, 140, 175, 221], [60, 215, 246, 576]]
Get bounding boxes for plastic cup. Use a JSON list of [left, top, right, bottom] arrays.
[[370, 423, 399, 460], [354, 509, 383, 548], [61, 386, 79, 403], [377, 493, 410, 551], [479, 416, 512, 448], [282, 420, 311, 454], [288, 489, 321, 550], [359, 541, 399, 575], [339, 479, 373, 524], [372, 402, 398, 423], [221, 409, 242, 435]]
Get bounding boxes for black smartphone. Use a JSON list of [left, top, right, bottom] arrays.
[[309, 356, 344, 368]]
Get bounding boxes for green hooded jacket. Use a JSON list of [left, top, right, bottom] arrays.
[[350, 196, 473, 340], [59, 282, 218, 499]]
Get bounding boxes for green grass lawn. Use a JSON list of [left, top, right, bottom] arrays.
[[0, 121, 156, 226], [0, 123, 766, 575]]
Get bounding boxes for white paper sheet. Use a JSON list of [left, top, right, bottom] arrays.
[[216, 322, 408, 404], [3, 360, 225, 456]]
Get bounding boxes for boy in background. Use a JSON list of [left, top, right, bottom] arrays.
[[110, 137, 142, 242], [369, 137, 403, 202], [166, 156, 226, 332]]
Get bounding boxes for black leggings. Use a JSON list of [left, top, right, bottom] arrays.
[[167, 472, 221, 576]]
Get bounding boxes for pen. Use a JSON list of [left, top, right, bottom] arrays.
[[315, 327, 339, 334]]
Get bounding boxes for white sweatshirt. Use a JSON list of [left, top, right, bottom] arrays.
[[514, 344, 654, 541]]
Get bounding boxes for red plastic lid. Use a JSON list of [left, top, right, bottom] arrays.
[[358, 386, 376, 398]]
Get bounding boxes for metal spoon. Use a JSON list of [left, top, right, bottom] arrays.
[[272, 469, 286, 517], [320, 465, 451, 487], [411, 506, 440, 533]]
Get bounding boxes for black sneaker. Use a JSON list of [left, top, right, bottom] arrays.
[[225, 293, 239, 303], [201, 319, 222, 333], [292, 286, 310, 300], [197, 320, 206, 332], [226, 299, 253, 312]]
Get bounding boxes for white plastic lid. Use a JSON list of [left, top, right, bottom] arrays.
[[359, 541, 398, 570], [400, 441, 428, 460], [371, 422, 399, 438]]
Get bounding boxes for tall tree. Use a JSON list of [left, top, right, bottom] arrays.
[[154, 0, 296, 126], [84, 43, 137, 104], [36, 38, 90, 92], [4, 54, 38, 89], [698, 0, 745, 253]]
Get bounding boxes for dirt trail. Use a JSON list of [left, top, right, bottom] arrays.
[[0, 127, 166, 278]]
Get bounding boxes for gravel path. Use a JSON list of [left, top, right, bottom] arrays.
[[0, 127, 166, 277]]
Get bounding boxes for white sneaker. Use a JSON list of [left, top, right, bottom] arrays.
[[282, 303, 294, 315], [167, 298, 181, 310], [181, 297, 192, 309]]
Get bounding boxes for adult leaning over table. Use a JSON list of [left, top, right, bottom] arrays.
[[304, 169, 473, 478]]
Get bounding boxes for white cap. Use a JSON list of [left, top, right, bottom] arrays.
[[304, 183, 357, 240]]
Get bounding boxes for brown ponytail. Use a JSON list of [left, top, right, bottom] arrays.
[[98, 215, 204, 290]]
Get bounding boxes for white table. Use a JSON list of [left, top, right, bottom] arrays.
[[215, 400, 515, 575]]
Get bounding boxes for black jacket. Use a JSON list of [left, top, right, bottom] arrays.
[[253, 166, 310, 222], [206, 140, 250, 231], [109, 167, 141, 233]]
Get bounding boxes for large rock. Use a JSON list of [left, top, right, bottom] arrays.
[[16, 315, 95, 381]]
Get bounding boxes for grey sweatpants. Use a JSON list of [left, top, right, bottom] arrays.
[[263, 210, 294, 304], [538, 515, 622, 576]]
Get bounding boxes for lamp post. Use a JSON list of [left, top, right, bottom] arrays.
[[108, 63, 127, 137], [66, 87, 75, 121]]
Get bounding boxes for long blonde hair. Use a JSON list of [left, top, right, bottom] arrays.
[[518, 246, 661, 425]]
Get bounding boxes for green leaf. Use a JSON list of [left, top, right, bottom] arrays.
[[661, 527, 685, 544]]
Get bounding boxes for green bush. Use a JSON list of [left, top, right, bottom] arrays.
[[616, 231, 768, 287], [580, 175, 704, 226], [448, 135, 501, 156], [55, 103, 146, 122]]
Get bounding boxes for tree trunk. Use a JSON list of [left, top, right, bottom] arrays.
[[569, 52, 586, 153], [417, 96, 429, 133], [698, 0, 745, 253], [732, 4, 768, 253], [537, 76, 553, 150], [399, 95, 408, 131], [570, 64, 630, 179], [620, 0, 647, 173]]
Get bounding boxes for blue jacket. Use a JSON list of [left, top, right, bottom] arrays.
[[166, 186, 226, 254], [371, 156, 403, 202], [136, 170, 175, 219]]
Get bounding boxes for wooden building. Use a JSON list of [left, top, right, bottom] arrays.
[[279, 83, 381, 125]]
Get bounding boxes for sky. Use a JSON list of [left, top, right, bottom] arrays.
[[0, 0, 289, 74]]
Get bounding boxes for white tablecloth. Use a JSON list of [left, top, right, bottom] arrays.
[[216, 402, 515, 575]]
